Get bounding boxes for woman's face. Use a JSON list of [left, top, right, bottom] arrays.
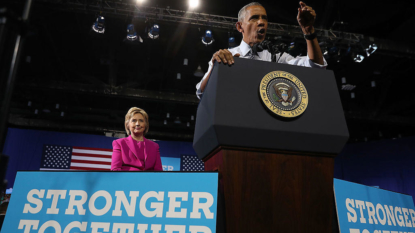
[[129, 113, 146, 135]]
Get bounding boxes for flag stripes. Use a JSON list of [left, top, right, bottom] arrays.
[[71, 146, 111, 170], [40, 145, 112, 171]]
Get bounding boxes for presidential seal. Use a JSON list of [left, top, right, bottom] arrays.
[[259, 71, 308, 118]]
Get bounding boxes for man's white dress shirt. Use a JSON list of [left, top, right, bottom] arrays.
[[195, 40, 327, 99]]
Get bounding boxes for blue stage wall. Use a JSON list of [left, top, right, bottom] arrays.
[[334, 136, 415, 199], [2, 128, 195, 188], [2, 128, 415, 199]]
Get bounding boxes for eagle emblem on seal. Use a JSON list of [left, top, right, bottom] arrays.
[[260, 71, 308, 118], [273, 83, 296, 106]]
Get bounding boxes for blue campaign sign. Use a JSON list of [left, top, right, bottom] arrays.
[[334, 178, 415, 233], [160, 157, 180, 171], [1, 171, 218, 233]]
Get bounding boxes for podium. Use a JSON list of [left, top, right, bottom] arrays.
[[193, 58, 349, 233]]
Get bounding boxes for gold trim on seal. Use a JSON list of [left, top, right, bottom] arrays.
[[259, 71, 308, 118]]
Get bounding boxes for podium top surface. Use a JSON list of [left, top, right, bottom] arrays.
[[193, 58, 349, 159]]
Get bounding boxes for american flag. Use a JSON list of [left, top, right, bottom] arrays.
[[180, 155, 205, 171], [40, 145, 112, 171]]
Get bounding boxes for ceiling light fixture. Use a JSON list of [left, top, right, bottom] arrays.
[[148, 24, 160, 39], [365, 44, 378, 57], [92, 16, 105, 34], [126, 24, 138, 41], [189, 0, 199, 9], [353, 54, 364, 63], [202, 30, 214, 45]]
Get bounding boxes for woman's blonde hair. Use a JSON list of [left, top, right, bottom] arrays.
[[124, 107, 149, 135]]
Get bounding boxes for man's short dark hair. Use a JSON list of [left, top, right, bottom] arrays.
[[238, 2, 264, 22]]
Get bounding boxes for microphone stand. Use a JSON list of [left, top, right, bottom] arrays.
[[252, 40, 284, 63]]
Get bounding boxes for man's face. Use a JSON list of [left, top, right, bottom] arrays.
[[238, 5, 268, 46]]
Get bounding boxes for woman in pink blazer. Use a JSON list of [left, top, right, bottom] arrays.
[[111, 107, 163, 171]]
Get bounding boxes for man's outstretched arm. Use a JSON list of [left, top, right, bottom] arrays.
[[297, 1, 324, 65]]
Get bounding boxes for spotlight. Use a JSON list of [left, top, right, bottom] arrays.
[[328, 46, 338, 55], [287, 40, 302, 57], [148, 24, 160, 39], [189, 0, 199, 9], [202, 30, 214, 45], [365, 44, 378, 57], [319, 42, 328, 55], [353, 54, 364, 63], [228, 36, 237, 48], [92, 16, 105, 34], [288, 42, 295, 50], [126, 24, 138, 41], [194, 65, 204, 77], [328, 46, 341, 62]]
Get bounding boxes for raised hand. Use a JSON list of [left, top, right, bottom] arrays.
[[297, 1, 316, 34]]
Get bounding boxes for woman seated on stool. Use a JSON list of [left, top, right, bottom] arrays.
[[111, 107, 162, 171]]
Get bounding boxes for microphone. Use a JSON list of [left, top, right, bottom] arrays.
[[252, 40, 284, 55], [252, 40, 273, 55], [252, 40, 285, 62]]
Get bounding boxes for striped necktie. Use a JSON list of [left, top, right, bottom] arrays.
[[248, 49, 255, 59]]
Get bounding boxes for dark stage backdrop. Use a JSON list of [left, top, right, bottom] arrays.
[[2, 128, 415, 200]]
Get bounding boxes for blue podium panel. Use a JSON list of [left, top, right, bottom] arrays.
[[161, 157, 181, 171], [1, 171, 218, 233], [334, 178, 415, 233]]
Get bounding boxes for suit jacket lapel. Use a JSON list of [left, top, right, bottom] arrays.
[[143, 137, 149, 163], [126, 136, 139, 159]]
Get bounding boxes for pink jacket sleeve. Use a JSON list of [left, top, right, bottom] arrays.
[[154, 143, 163, 171], [111, 140, 123, 171]]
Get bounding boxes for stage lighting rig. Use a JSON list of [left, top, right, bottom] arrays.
[[353, 54, 364, 63], [202, 30, 214, 45], [148, 24, 160, 39], [189, 0, 199, 9], [228, 37, 236, 48], [317, 42, 327, 56], [365, 44, 378, 57], [125, 24, 143, 43], [287, 40, 302, 57], [126, 24, 138, 41], [92, 16, 105, 34], [228, 31, 237, 48]]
